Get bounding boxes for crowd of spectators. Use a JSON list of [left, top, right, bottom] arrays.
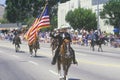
[[0, 28, 120, 48]]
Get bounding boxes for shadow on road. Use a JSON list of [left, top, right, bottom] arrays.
[[16, 50, 26, 53], [68, 78, 81, 80], [33, 55, 47, 58]]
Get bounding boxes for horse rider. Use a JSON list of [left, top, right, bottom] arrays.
[[13, 34, 21, 48], [50, 27, 78, 65], [88, 29, 96, 40]]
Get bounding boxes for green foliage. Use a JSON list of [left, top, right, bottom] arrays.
[[5, 0, 44, 23], [65, 8, 97, 31], [0, 19, 9, 23], [100, 0, 120, 28], [50, 15, 58, 30], [24, 17, 35, 27], [4, 0, 70, 30]]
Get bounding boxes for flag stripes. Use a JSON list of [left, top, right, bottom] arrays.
[[37, 16, 50, 30]]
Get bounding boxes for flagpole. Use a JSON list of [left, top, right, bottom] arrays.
[[36, 1, 48, 32], [39, 1, 48, 20]]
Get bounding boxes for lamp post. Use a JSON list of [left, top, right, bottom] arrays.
[[97, 0, 100, 30]]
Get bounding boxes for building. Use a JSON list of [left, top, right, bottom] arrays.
[[0, 23, 22, 30], [58, 0, 113, 33]]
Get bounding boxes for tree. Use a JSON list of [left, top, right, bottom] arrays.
[[4, 0, 70, 29], [5, 0, 44, 23], [100, 0, 120, 34], [0, 19, 9, 23], [65, 8, 97, 31]]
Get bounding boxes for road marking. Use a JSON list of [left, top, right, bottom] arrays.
[[28, 61, 39, 66], [78, 59, 120, 68], [77, 53, 87, 56], [49, 70, 58, 75]]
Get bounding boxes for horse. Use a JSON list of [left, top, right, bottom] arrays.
[[50, 38, 59, 55], [90, 37, 106, 52], [13, 35, 21, 52], [57, 39, 73, 80], [102, 36, 109, 46], [28, 38, 40, 57]]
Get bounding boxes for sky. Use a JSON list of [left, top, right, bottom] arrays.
[[0, 0, 6, 5]]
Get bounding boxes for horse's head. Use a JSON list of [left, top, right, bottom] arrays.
[[64, 39, 70, 43], [60, 39, 71, 56]]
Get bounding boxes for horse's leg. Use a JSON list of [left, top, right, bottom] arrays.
[[57, 57, 61, 74], [58, 60, 63, 80], [29, 46, 33, 56], [66, 59, 72, 75], [15, 44, 17, 52], [93, 46, 95, 51], [63, 65, 67, 80], [34, 48, 37, 57], [91, 44, 95, 51], [98, 45, 100, 52], [61, 59, 67, 80], [91, 41, 95, 51], [90, 43, 92, 50], [30, 50, 33, 56], [100, 44, 103, 52]]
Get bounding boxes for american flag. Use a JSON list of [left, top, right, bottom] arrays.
[[25, 4, 50, 45], [37, 5, 50, 30]]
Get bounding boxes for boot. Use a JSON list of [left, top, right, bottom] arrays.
[[73, 54, 78, 64], [51, 57, 56, 65], [73, 58, 78, 64], [71, 47, 78, 65], [51, 48, 59, 65]]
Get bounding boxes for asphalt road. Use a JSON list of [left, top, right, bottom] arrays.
[[0, 40, 120, 80]]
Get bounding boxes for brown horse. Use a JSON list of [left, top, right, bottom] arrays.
[[28, 38, 40, 57], [57, 39, 72, 80]]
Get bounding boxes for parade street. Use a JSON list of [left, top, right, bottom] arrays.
[[0, 40, 120, 80]]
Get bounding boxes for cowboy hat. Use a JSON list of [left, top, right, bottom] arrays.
[[59, 25, 70, 29]]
